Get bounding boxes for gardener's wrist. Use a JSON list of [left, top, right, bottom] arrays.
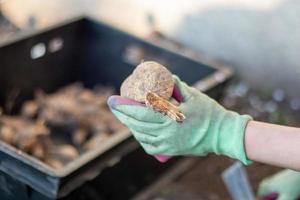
[[210, 109, 253, 165]]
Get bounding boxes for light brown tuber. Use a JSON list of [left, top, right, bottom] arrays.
[[120, 61, 185, 122]]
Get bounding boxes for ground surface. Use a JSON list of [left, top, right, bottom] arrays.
[[148, 155, 281, 199]]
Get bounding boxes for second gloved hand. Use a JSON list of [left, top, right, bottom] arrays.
[[258, 169, 300, 200], [108, 75, 252, 164]]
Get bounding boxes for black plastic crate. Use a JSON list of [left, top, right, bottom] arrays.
[[0, 17, 232, 199]]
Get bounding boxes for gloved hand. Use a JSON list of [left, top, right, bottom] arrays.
[[108, 75, 252, 164], [258, 169, 300, 200]]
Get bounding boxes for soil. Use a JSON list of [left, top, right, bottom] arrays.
[[150, 155, 282, 199]]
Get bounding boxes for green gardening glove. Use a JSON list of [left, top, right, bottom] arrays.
[[108, 75, 252, 164], [258, 169, 300, 200]]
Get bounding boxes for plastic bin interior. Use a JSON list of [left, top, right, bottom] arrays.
[[0, 17, 225, 199], [0, 18, 215, 112]]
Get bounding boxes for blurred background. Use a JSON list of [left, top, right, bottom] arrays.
[[2, 0, 300, 98], [1, 0, 300, 199]]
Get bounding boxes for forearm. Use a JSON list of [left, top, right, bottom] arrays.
[[245, 121, 300, 171]]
